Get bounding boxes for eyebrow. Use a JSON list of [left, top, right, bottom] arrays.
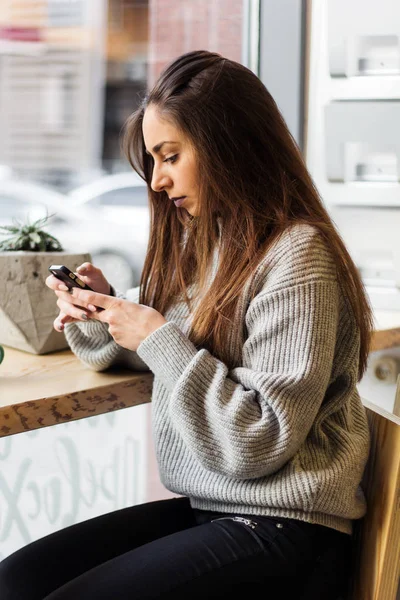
[[145, 141, 178, 155]]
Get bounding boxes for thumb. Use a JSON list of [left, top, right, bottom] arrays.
[[76, 262, 110, 295], [76, 262, 99, 277]]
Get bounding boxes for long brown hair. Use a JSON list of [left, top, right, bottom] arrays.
[[123, 50, 373, 380]]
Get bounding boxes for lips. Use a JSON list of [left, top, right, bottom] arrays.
[[172, 196, 186, 207]]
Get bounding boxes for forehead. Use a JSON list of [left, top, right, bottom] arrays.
[[142, 105, 182, 148]]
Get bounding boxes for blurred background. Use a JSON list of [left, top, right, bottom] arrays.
[[0, 0, 246, 290], [1, 0, 399, 301], [1, 0, 400, 574]]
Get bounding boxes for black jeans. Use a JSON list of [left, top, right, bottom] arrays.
[[0, 497, 351, 599]]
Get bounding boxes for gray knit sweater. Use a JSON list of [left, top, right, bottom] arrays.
[[65, 224, 370, 535]]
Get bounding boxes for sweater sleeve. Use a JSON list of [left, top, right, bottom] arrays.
[[136, 231, 341, 480], [63, 285, 150, 373]]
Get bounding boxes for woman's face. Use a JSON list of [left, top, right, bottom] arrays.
[[142, 105, 200, 217]]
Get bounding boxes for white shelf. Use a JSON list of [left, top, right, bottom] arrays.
[[306, 0, 400, 210], [330, 76, 400, 100]]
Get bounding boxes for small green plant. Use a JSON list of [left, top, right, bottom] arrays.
[[0, 214, 64, 252]]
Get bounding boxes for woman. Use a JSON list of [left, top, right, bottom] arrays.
[[0, 50, 372, 599]]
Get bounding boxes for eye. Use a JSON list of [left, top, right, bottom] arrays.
[[163, 154, 178, 164]]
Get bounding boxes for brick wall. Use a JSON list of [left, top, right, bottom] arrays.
[[107, 0, 148, 63], [148, 0, 244, 87]]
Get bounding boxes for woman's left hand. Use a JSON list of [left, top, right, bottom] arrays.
[[65, 287, 167, 351]]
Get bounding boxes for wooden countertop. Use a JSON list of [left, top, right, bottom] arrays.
[[2, 310, 400, 437], [370, 311, 400, 352], [0, 347, 153, 437], [370, 327, 400, 352]]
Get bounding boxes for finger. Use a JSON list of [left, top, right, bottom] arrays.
[[54, 312, 75, 332], [71, 288, 114, 310], [57, 298, 92, 322], [76, 263, 102, 278], [46, 274, 69, 291], [76, 261, 94, 272], [75, 264, 111, 296], [54, 314, 64, 332], [55, 289, 97, 311], [86, 308, 107, 322]]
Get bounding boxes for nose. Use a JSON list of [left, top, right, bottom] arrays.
[[151, 163, 171, 193]]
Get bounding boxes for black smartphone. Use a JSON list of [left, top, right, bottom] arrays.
[[48, 265, 94, 291]]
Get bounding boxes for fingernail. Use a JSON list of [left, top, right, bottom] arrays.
[[81, 313, 88, 320], [56, 323, 64, 331], [88, 304, 97, 312], [58, 285, 69, 291]]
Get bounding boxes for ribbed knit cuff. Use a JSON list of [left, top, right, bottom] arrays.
[[136, 321, 198, 391], [64, 320, 122, 371], [64, 318, 109, 338]]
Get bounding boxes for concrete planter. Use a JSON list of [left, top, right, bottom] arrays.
[[0, 251, 91, 354]]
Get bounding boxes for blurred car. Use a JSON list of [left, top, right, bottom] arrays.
[[0, 173, 150, 291]]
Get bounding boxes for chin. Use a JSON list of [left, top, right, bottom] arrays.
[[186, 205, 199, 217]]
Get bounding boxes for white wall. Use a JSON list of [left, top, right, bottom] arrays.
[[0, 404, 148, 560]]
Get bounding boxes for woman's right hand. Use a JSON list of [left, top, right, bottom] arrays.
[[45, 262, 111, 331]]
